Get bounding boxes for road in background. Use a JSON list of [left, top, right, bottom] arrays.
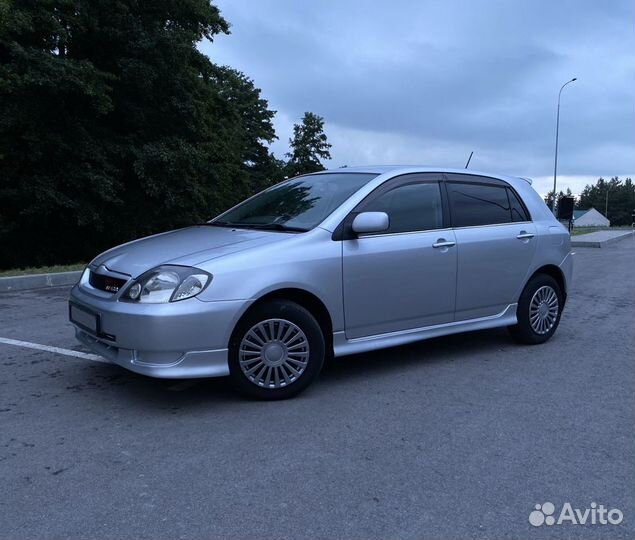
[[1, 241, 634, 539]]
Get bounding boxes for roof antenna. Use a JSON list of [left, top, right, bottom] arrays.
[[465, 151, 474, 169]]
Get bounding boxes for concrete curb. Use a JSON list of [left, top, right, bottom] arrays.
[[571, 230, 634, 248], [0, 271, 82, 293]]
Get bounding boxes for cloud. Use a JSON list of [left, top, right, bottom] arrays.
[[201, 0, 635, 194]]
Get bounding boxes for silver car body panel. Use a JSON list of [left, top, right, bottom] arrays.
[[342, 227, 458, 338], [69, 166, 572, 378], [333, 303, 518, 357], [452, 222, 537, 320], [91, 226, 294, 276]]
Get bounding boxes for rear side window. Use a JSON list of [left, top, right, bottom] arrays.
[[507, 187, 530, 222], [448, 183, 511, 227], [363, 182, 443, 233]]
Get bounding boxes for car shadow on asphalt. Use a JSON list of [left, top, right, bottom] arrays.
[[65, 326, 516, 409], [320, 327, 516, 383]]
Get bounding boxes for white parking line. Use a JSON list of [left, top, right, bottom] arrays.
[[0, 337, 109, 363]]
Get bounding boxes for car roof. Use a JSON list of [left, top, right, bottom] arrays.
[[316, 165, 533, 185]]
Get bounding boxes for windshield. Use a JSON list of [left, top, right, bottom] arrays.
[[210, 172, 378, 232]]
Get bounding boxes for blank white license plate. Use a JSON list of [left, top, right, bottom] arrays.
[[70, 304, 98, 334]]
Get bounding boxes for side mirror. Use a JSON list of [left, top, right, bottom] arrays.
[[351, 212, 389, 234]]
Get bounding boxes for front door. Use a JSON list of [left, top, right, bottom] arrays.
[[342, 177, 457, 339]]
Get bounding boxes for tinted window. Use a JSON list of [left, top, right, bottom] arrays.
[[363, 182, 443, 233], [212, 173, 377, 231], [507, 187, 530, 222], [448, 183, 511, 227]]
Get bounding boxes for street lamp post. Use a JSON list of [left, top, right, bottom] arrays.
[[551, 77, 577, 212]]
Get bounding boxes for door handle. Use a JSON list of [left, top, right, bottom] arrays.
[[432, 240, 456, 249], [516, 232, 535, 240]]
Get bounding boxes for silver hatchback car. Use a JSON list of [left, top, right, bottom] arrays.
[[69, 166, 573, 399]]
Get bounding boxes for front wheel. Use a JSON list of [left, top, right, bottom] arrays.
[[228, 300, 325, 400], [508, 274, 563, 345]]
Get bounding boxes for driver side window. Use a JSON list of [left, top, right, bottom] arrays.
[[363, 182, 443, 234]]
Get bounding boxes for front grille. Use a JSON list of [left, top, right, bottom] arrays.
[[89, 271, 127, 294]]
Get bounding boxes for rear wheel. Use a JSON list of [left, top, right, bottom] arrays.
[[509, 274, 563, 344], [228, 300, 325, 399]]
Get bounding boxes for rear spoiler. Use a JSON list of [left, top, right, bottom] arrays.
[[518, 176, 533, 185]]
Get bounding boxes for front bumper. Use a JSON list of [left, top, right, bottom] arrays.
[[69, 284, 251, 378]]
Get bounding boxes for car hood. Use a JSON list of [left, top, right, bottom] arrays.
[[90, 226, 291, 277]]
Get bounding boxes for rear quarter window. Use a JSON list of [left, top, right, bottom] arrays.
[[507, 187, 530, 222]]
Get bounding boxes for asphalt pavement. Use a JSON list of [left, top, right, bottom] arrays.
[[1, 240, 634, 539]]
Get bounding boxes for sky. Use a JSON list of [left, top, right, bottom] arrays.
[[199, 0, 635, 196]]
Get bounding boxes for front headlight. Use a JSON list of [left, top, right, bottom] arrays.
[[123, 266, 212, 303], [79, 267, 91, 286]]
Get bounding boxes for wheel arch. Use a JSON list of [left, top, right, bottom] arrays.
[[229, 288, 334, 356], [524, 264, 567, 305]]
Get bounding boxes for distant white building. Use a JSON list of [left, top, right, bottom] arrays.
[[572, 207, 610, 228]]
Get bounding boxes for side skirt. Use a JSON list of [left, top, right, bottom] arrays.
[[332, 304, 518, 357]]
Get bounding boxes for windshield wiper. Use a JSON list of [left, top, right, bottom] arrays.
[[236, 222, 309, 232], [199, 221, 308, 232], [199, 220, 235, 227]]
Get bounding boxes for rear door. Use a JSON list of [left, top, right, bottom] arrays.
[[446, 175, 536, 321], [341, 174, 457, 339]]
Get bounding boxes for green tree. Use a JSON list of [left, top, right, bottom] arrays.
[[209, 65, 284, 199], [0, 1, 282, 269], [577, 177, 635, 225], [285, 112, 332, 177]]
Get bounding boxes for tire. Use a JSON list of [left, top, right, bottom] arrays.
[[228, 300, 325, 400], [508, 274, 563, 345]]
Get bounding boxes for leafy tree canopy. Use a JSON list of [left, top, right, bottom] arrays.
[[285, 112, 332, 177], [1, 0, 326, 269], [577, 177, 635, 225]]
